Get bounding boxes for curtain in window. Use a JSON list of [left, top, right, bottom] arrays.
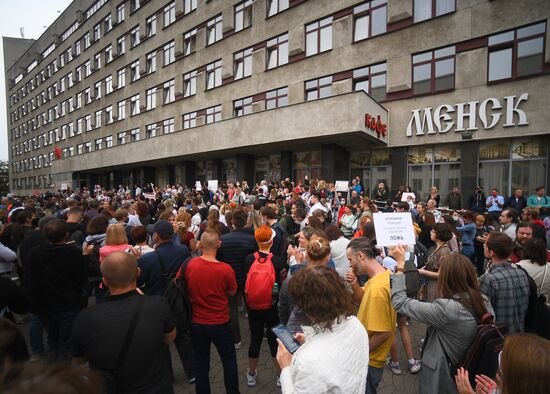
[[414, 0, 431, 22], [436, 0, 455, 15], [479, 162, 509, 195]]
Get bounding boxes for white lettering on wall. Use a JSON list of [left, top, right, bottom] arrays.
[[406, 93, 529, 137]]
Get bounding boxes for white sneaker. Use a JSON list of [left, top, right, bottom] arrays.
[[234, 341, 242, 350], [385, 359, 402, 375], [277, 376, 281, 387], [409, 359, 422, 374], [246, 369, 257, 387]]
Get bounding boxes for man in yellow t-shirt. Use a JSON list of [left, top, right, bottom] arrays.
[[347, 238, 396, 394]]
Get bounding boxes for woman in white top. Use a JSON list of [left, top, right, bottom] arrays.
[[517, 237, 550, 306], [324, 224, 350, 278], [276, 266, 369, 394]]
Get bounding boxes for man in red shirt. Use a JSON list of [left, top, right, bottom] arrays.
[[184, 229, 239, 393]]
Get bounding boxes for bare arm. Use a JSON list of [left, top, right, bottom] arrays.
[[369, 331, 392, 352], [163, 327, 176, 344]]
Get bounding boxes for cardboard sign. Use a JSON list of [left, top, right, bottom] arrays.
[[208, 180, 218, 191], [143, 192, 156, 200], [373, 212, 416, 247], [335, 181, 349, 192], [401, 192, 416, 202], [61, 183, 68, 191], [195, 181, 202, 191]]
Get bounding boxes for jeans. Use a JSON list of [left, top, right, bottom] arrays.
[[227, 288, 242, 343], [40, 310, 80, 362], [191, 322, 239, 394], [461, 245, 475, 260], [29, 313, 45, 356], [174, 325, 195, 379], [365, 365, 384, 394]]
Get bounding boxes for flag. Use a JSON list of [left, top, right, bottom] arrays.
[[54, 146, 62, 160]]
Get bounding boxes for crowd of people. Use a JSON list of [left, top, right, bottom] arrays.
[[0, 176, 549, 394]]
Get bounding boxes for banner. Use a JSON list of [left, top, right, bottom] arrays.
[[373, 212, 416, 247]]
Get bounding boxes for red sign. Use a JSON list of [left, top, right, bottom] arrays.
[[365, 114, 387, 139]]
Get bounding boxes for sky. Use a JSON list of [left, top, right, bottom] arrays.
[[0, 0, 73, 161]]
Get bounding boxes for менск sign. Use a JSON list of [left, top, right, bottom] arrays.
[[406, 93, 529, 137]]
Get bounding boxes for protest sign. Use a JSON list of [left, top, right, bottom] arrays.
[[208, 180, 218, 191], [372, 212, 416, 247], [195, 181, 202, 191], [335, 181, 349, 192], [401, 192, 416, 202]]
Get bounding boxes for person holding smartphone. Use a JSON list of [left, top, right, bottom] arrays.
[[276, 266, 368, 393]]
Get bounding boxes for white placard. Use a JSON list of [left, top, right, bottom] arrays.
[[208, 180, 218, 191], [61, 183, 68, 191], [372, 212, 416, 247], [335, 181, 349, 192], [195, 181, 202, 191], [401, 192, 416, 202]]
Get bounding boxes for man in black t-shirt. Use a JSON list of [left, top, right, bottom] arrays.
[[72, 252, 176, 394]]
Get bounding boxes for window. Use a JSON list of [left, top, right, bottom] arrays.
[[207, 15, 223, 45], [305, 76, 332, 100], [117, 3, 125, 22], [130, 60, 140, 81], [77, 144, 84, 154], [184, 0, 197, 14], [234, 96, 253, 116], [146, 52, 157, 73], [75, 40, 82, 56], [206, 60, 222, 89], [95, 110, 102, 128], [184, 29, 197, 55], [146, 88, 157, 110], [95, 81, 102, 99], [104, 14, 112, 32], [117, 68, 126, 88], [414, 0, 455, 23], [163, 118, 175, 134], [184, 71, 197, 97], [206, 105, 221, 124], [85, 114, 92, 130], [488, 22, 546, 82], [105, 45, 113, 63], [130, 26, 140, 47], [130, 128, 140, 141], [118, 100, 126, 120], [266, 87, 288, 109], [353, 0, 387, 42], [234, 48, 253, 79], [84, 32, 91, 48], [183, 112, 197, 129], [84, 60, 91, 77], [235, 0, 253, 32], [105, 106, 113, 123], [413, 46, 455, 94], [118, 131, 127, 145], [130, 94, 140, 115], [117, 36, 126, 54], [146, 15, 157, 37], [267, 33, 288, 69], [105, 75, 113, 94], [164, 41, 175, 65], [353, 62, 387, 101], [95, 138, 104, 150], [306, 17, 333, 56], [94, 53, 102, 70], [163, 79, 175, 104], [94, 23, 101, 41], [130, 0, 140, 13], [146, 123, 157, 138], [267, 0, 289, 17], [106, 136, 113, 148], [164, 2, 176, 27]]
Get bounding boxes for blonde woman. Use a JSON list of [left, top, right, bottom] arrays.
[[99, 224, 133, 262], [175, 211, 197, 253]]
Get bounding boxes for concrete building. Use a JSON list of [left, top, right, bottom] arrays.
[[4, 0, 550, 202]]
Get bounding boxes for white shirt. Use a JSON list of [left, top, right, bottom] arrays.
[[330, 237, 351, 278], [280, 316, 369, 394], [309, 202, 328, 215]]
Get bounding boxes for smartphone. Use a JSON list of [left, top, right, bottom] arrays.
[[271, 324, 302, 354]]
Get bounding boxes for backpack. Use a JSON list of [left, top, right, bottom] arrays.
[[87, 240, 102, 279], [166, 256, 193, 330], [414, 242, 429, 269], [439, 301, 507, 387], [517, 265, 550, 339], [245, 252, 276, 310], [404, 252, 420, 298]]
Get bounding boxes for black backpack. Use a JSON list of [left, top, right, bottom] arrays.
[[517, 265, 550, 339], [414, 242, 429, 269], [86, 240, 102, 279], [404, 252, 420, 298], [163, 256, 193, 330]]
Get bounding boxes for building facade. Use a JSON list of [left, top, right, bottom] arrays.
[[4, 0, 550, 202]]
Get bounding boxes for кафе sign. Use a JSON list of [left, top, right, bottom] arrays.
[[406, 93, 529, 136]]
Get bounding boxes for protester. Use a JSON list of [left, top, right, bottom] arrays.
[[473, 215, 493, 276], [510, 222, 550, 263], [183, 230, 239, 394], [99, 224, 133, 262], [244, 225, 284, 387], [72, 252, 176, 393], [527, 186, 550, 218], [443, 186, 461, 210], [456, 211, 476, 260], [419, 223, 453, 302], [391, 250, 492, 394], [130, 226, 154, 255], [428, 186, 441, 207], [455, 333, 550, 394], [499, 208, 518, 241], [480, 232, 529, 333], [324, 224, 351, 278], [346, 238, 396, 394], [468, 186, 486, 214], [339, 204, 358, 238], [516, 237, 550, 306], [277, 266, 369, 393], [505, 187, 527, 212], [486, 188, 505, 223]]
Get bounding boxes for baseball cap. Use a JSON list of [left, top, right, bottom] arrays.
[[154, 220, 174, 239]]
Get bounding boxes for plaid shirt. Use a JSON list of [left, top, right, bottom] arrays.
[[479, 262, 529, 333]]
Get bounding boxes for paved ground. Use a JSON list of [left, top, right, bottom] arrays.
[[171, 311, 426, 394]]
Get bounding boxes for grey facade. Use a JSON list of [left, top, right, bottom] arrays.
[[4, 0, 550, 200]]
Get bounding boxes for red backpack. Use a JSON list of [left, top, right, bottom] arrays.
[[245, 252, 275, 310]]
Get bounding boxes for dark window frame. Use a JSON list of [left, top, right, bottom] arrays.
[[305, 16, 333, 57], [412, 45, 456, 95], [265, 87, 288, 109], [304, 76, 333, 101], [353, 0, 388, 43], [353, 62, 387, 101]]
